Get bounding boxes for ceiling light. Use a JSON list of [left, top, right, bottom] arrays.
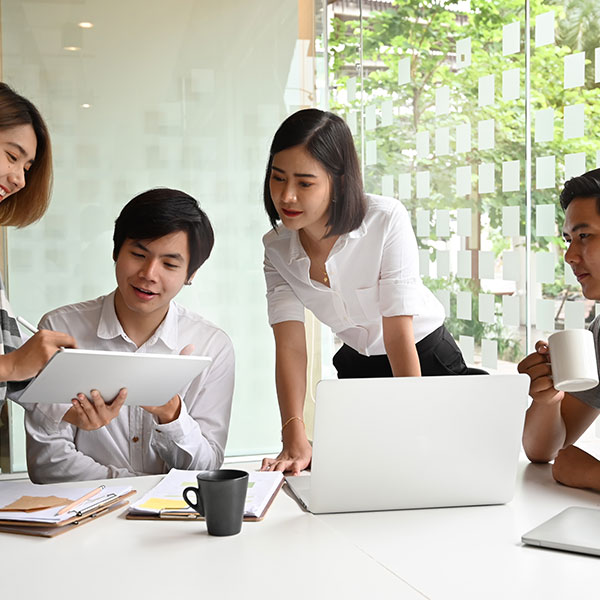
[[78, 22, 93, 29]]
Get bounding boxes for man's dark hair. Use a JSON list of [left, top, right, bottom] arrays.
[[560, 168, 600, 213], [113, 188, 214, 279], [263, 108, 366, 237]]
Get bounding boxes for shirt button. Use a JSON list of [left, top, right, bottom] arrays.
[[132, 436, 139, 443]]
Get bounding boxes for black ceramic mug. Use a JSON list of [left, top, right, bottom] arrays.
[[183, 469, 249, 536]]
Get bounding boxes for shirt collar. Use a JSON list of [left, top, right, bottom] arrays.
[[97, 290, 179, 350]]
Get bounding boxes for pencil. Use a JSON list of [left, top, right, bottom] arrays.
[[56, 485, 105, 516], [16, 316, 38, 334]]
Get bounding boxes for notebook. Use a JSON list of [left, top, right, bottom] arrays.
[[286, 374, 528, 514], [522, 507, 600, 556]]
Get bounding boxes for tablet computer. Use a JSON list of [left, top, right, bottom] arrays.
[[17, 348, 212, 406]]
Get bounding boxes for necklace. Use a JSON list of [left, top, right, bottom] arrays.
[[322, 268, 329, 284]]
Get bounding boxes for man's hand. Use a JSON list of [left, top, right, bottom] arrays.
[[518, 340, 564, 406], [62, 388, 127, 431], [552, 445, 600, 492]]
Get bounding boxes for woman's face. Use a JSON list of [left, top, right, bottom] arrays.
[[0, 124, 37, 201], [269, 144, 332, 236]]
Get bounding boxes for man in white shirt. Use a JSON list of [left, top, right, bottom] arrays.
[[25, 188, 235, 483]]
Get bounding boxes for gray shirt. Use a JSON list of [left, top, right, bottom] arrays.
[[572, 315, 600, 409]]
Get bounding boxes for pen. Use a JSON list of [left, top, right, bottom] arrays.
[[56, 485, 105, 516], [16, 316, 38, 334]]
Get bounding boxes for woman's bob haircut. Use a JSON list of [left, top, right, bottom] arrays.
[[0, 82, 52, 227], [263, 109, 366, 237]]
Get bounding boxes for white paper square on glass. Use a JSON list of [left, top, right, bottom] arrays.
[[456, 38, 471, 68], [381, 100, 393, 127], [381, 174, 394, 197], [457, 250, 472, 278], [457, 291, 472, 320], [564, 104, 585, 140], [416, 209, 430, 237], [456, 122, 471, 154], [437, 250, 450, 278], [457, 208, 472, 236], [536, 252, 556, 283], [597, 150, 600, 168], [502, 205, 520, 237], [536, 204, 556, 237], [481, 339, 498, 370], [535, 11, 555, 48], [435, 290, 450, 316], [565, 153, 586, 180], [398, 57, 411, 86], [398, 173, 411, 200], [456, 165, 472, 196], [435, 127, 450, 156], [565, 301, 585, 330], [478, 119, 495, 150], [503, 21, 520, 56], [596, 48, 600, 83], [479, 294, 495, 324], [479, 251, 495, 280], [536, 298, 555, 332], [416, 131, 430, 159], [479, 163, 495, 194], [502, 295, 520, 327], [478, 75, 495, 107], [502, 160, 520, 192], [436, 86, 450, 116], [366, 140, 377, 165], [565, 260, 578, 285], [564, 52, 585, 90], [347, 77, 357, 102], [347, 110, 358, 136], [365, 104, 376, 131], [502, 68, 520, 102], [535, 108, 554, 143], [459, 335, 475, 364], [436, 209, 450, 237], [536, 155, 555, 190], [416, 171, 430, 199], [419, 248, 430, 277], [503, 251, 520, 281]]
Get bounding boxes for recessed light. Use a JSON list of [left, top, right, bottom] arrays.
[[81, 103, 91, 109], [63, 46, 81, 51], [78, 22, 93, 29]]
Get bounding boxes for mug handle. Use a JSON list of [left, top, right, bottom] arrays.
[[183, 486, 205, 516]]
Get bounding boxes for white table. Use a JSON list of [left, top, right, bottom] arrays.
[[2, 455, 600, 600]]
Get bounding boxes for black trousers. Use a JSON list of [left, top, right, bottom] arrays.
[[332, 325, 486, 379]]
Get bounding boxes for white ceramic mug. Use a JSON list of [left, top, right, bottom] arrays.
[[548, 329, 599, 392]]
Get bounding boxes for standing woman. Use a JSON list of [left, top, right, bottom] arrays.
[[0, 82, 76, 407], [261, 109, 474, 475]]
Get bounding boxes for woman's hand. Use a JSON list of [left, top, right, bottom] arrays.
[[261, 427, 312, 476]]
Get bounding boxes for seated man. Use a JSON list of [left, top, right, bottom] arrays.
[[519, 168, 600, 491], [25, 188, 234, 483]]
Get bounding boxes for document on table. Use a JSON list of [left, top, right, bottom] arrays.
[[128, 468, 284, 521]]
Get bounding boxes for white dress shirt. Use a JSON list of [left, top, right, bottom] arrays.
[[25, 291, 235, 483], [263, 194, 445, 356]]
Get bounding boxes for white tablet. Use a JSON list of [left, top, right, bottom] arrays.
[[17, 348, 212, 406]]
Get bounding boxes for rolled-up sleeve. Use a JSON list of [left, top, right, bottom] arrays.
[[264, 252, 305, 325]]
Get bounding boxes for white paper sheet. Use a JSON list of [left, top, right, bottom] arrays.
[[502, 205, 520, 237], [503, 21, 520, 56], [457, 208, 472, 236], [503, 250, 520, 281], [398, 173, 411, 200], [416, 131, 430, 159], [502, 160, 520, 192], [456, 37, 471, 68], [416, 209, 430, 237], [382, 174, 394, 197], [436, 250, 450, 278], [564, 52, 585, 89], [458, 335, 474, 364], [596, 48, 600, 83], [536, 204, 556, 237], [416, 171, 430, 198], [366, 140, 377, 165], [456, 165, 472, 196], [536, 155, 555, 190], [457, 250, 472, 278], [457, 291, 472, 320], [535, 108, 554, 143], [536, 298, 555, 332], [479, 294, 495, 324], [564, 259, 578, 285], [502, 68, 520, 102], [435, 127, 450, 155], [481, 339, 498, 370], [535, 11, 555, 48], [564, 301, 585, 330], [419, 248, 430, 276], [564, 104, 584, 139], [381, 99, 393, 127], [436, 209, 450, 237], [435, 290, 450, 316], [478, 74, 495, 107], [478, 119, 495, 150], [365, 104, 376, 131], [536, 252, 556, 283], [398, 57, 411, 85], [565, 152, 586, 180], [347, 77, 357, 102], [456, 122, 471, 153], [597, 149, 600, 168], [347, 110, 358, 135], [436, 86, 450, 116], [479, 163, 495, 194], [502, 295, 520, 327], [479, 251, 495, 280]]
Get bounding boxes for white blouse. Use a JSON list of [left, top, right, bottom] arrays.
[[263, 194, 445, 356]]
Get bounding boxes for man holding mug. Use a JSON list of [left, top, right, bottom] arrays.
[[519, 168, 600, 492]]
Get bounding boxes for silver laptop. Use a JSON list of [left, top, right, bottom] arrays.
[[522, 507, 600, 556], [286, 374, 528, 514]]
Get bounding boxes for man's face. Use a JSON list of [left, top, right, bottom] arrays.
[[114, 231, 192, 325], [563, 197, 600, 300]]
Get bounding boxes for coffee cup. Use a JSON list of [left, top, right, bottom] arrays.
[[183, 469, 248, 536], [548, 329, 598, 392]]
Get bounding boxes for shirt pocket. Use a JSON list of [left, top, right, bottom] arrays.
[[354, 285, 381, 322]]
